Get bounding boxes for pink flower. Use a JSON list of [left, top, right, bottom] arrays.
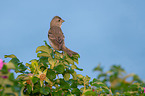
[[141, 87, 145, 93], [0, 59, 6, 70]]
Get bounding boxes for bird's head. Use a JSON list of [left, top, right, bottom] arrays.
[[50, 16, 65, 28]]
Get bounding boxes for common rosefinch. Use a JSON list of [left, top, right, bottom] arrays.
[[48, 16, 78, 57]]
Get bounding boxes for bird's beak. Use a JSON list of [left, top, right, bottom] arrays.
[[62, 20, 65, 23]]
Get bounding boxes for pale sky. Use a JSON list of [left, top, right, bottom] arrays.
[[0, 0, 145, 80]]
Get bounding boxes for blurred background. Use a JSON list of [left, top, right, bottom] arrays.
[[0, 0, 145, 81]]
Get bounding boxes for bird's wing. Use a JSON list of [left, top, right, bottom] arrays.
[[48, 26, 64, 50]]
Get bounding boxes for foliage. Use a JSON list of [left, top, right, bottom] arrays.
[[0, 41, 144, 96], [0, 58, 21, 96], [93, 64, 145, 95], [0, 41, 111, 96]]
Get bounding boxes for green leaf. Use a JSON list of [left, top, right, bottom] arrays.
[[45, 77, 51, 84], [104, 89, 110, 94], [10, 58, 20, 65], [59, 79, 70, 89], [1, 65, 8, 73], [12, 82, 21, 92], [54, 65, 65, 74], [36, 46, 51, 54], [37, 53, 50, 57], [76, 67, 83, 71], [39, 57, 48, 67], [40, 80, 44, 87], [48, 58, 56, 69], [32, 77, 39, 84], [71, 65, 83, 71], [77, 74, 84, 79], [6, 62, 15, 69], [64, 73, 70, 81], [71, 80, 78, 88], [18, 63, 27, 72], [52, 90, 63, 96], [46, 69, 56, 80], [37, 67, 42, 75], [92, 78, 100, 83], [84, 91, 97, 96], [43, 68, 48, 74], [44, 40, 51, 48], [124, 92, 131, 95], [71, 65, 77, 69], [32, 83, 41, 94], [25, 63, 31, 67], [93, 64, 103, 72], [71, 71, 77, 80], [65, 56, 74, 64], [130, 84, 138, 89], [4, 54, 17, 58], [40, 86, 50, 95], [72, 54, 80, 58], [8, 73, 14, 81], [67, 68, 74, 73], [83, 75, 91, 84], [27, 85, 32, 94], [71, 88, 81, 95]]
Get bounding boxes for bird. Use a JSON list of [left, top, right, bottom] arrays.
[[48, 16, 78, 57]]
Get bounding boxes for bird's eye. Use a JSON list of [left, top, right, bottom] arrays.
[[58, 20, 60, 22]]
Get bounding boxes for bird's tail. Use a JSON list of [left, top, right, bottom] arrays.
[[62, 47, 78, 57]]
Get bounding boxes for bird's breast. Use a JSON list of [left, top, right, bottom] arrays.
[[48, 38, 60, 50]]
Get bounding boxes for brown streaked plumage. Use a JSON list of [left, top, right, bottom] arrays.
[[48, 16, 78, 57]]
